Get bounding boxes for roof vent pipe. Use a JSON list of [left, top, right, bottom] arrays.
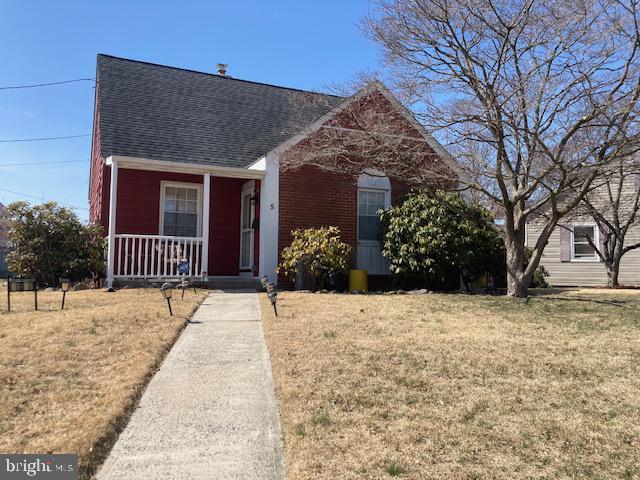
[[216, 63, 228, 75]]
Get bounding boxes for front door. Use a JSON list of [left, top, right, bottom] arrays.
[[239, 186, 254, 271]]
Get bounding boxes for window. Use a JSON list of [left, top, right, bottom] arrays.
[[358, 189, 388, 241], [572, 225, 598, 261], [160, 182, 201, 237]]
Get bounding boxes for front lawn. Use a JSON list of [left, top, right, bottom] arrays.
[[261, 290, 640, 479], [0, 285, 207, 479]]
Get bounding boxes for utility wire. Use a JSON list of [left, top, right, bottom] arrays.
[[0, 78, 95, 90], [0, 134, 91, 143], [0, 187, 88, 211], [0, 159, 89, 167]]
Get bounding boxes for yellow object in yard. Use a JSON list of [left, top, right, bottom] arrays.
[[349, 269, 368, 292]]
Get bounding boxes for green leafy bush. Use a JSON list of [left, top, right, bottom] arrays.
[[524, 247, 550, 288], [6, 201, 105, 286], [277, 226, 351, 290], [379, 191, 503, 289]]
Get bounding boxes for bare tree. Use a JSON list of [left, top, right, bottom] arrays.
[[579, 156, 640, 286], [281, 0, 640, 297]]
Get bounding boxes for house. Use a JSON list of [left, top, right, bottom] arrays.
[[526, 170, 640, 287], [0, 202, 8, 277], [89, 55, 451, 287]]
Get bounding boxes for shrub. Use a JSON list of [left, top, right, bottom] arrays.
[[277, 226, 351, 290], [6, 201, 105, 286], [524, 247, 550, 288], [379, 191, 503, 289]]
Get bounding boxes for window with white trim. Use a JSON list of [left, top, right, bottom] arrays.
[[160, 183, 201, 237], [358, 189, 387, 241], [572, 225, 598, 260]]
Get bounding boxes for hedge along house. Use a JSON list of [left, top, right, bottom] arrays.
[[89, 55, 452, 288]]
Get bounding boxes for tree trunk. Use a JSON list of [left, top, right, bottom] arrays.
[[505, 241, 529, 298], [605, 259, 621, 287]]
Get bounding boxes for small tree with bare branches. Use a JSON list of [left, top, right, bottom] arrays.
[[281, 0, 640, 297], [578, 157, 640, 286]]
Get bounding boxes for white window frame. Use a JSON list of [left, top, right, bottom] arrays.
[[570, 223, 599, 262], [357, 187, 391, 245], [239, 181, 255, 271], [159, 181, 203, 237]]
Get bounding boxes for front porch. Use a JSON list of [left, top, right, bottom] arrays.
[[104, 155, 265, 287]]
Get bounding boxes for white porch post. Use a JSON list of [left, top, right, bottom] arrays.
[[106, 160, 118, 287], [201, 173, 211, 279]]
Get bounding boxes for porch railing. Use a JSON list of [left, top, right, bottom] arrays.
[[113, 234, 204, 278]]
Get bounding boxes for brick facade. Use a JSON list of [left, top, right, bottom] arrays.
[[278, 166, 358, 278]]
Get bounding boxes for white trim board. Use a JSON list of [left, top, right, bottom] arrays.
[[107, 155, 265, 179]]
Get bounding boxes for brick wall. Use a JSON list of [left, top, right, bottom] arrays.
[[278, 165, 358, 283]]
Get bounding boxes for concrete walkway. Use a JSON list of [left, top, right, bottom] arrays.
[[96, 291, 285, 480]]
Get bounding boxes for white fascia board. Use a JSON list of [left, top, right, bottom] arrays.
[[106, 155, 265, 179], [247, 156, 266, 171]]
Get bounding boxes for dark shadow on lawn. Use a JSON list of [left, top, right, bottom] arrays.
[[536, 296, 629, 308]]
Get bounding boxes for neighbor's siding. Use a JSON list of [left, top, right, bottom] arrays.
[[527, 221, 640, 287]]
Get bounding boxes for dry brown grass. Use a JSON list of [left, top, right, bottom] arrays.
[[261, 289, 640, 479], [0, 283, 207, 479]]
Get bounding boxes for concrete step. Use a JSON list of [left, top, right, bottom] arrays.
[[205, 276, 260, 291]]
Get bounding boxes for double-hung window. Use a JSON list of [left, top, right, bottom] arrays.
[[160, 182, 201, 237], [571, 225, 598, 261], [358, 189, 388, 242]]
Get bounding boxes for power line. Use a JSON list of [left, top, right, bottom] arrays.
[[0, 78, 95, 90], [0, 187, 88, 211], [0, 158, 89, 167], [0, 134, 91, 143]]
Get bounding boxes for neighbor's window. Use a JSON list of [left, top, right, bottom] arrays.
[[161, 184, 200, 237], [572, 225, 597, 260], [358, 189, 387, 241]]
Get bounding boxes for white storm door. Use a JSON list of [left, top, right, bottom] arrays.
[[356, 188, 390, 275], [239, 188, 254, 270]]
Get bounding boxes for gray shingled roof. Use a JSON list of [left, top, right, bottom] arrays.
[[96, 55, 344, 169]]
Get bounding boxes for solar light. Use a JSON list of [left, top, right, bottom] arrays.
[[60, 278, 71, 310], [160, 282, 173, 316]]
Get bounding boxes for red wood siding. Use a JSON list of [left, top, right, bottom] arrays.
[[115, 169, 203, 234], [209, 177, 243, 275], [112, 168, 250, 276]]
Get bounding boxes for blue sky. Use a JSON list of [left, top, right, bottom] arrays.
[[0, 0, 378, 220]]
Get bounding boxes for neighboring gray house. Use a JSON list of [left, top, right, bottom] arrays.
[[0, 203, 8, 277], [527, 169, 640, 287]]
